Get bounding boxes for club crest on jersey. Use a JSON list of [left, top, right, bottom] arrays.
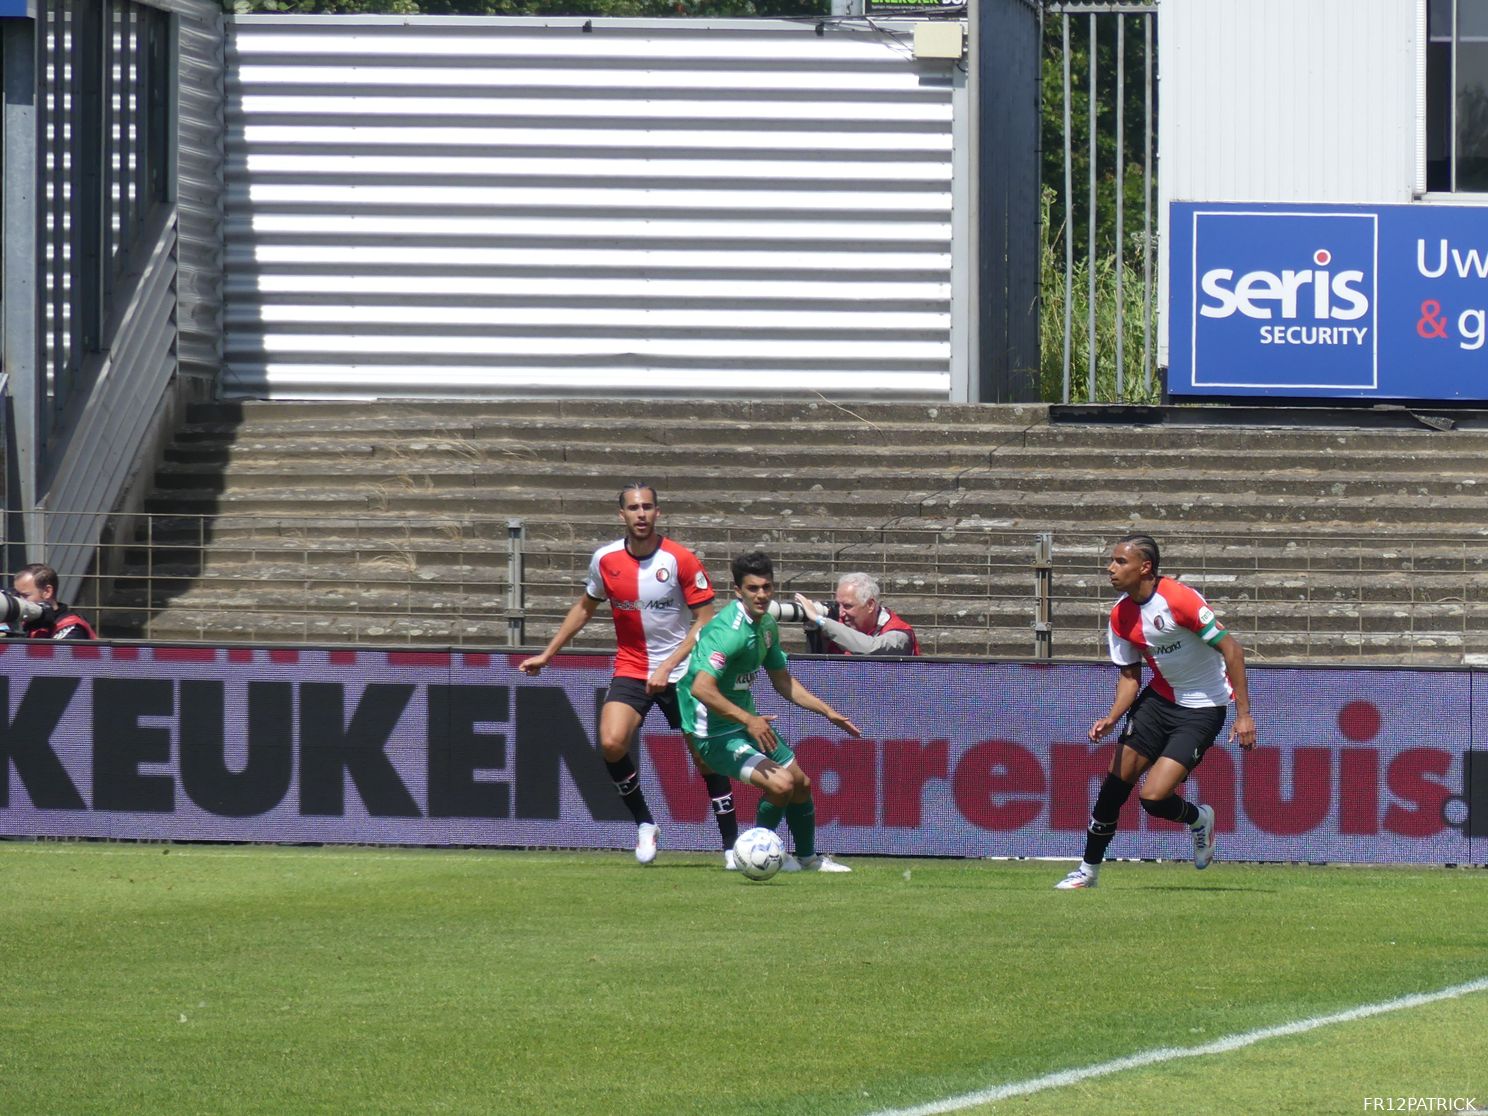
[[656, 568, 670, 583], [1153, 614, 1168, 631]]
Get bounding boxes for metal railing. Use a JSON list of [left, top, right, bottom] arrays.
[[1046, 2, 1160, 404], [12, 509, 1488, 665]]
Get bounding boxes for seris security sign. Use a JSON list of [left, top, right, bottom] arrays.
[[1169, 202, 1488, 401]]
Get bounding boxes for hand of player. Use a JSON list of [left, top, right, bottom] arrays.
[[1088, 716, 1118, 743], [645, 665, 671, 695], [745, 714, 779, 751], [825, 709, 862, 738], [1229, 712, 1257, 751], [518, 655, 547, 676], [792, 593, 824, 626]]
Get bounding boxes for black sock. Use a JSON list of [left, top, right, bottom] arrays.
[[605, 754, 654, 826], [1082, 774, 1134, 866], [1140, 794, 1198, 826], [703, 771, 739, 849]]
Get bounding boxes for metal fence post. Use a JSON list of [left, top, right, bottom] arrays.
[[1033, 532, 1053, 658], [506, 517, 526, 647]]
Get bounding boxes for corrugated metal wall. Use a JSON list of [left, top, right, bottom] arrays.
[[175, 0, 228, 387], [20, 0, 224, 598], [223, 16, 960, 400], [1157, 0, 1417, 365]]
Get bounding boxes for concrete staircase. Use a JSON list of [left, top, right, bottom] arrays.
[[97, 399, 1488, 663]]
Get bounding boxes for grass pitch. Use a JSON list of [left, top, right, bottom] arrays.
[[0, 843, 1481, 1115]]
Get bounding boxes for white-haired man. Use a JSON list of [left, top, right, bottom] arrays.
[[793, 572, 918, 656]]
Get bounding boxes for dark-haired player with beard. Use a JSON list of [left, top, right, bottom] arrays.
[[520, 484, 740, 867]]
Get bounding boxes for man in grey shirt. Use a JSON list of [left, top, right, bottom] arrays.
[[793, 572, 919, 656]]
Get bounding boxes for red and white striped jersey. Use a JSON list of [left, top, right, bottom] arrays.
[[585, 537, 714, 683], [1107, 577, 1233, 708]]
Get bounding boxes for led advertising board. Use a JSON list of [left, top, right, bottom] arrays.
[[0, 643, 1480, 863]]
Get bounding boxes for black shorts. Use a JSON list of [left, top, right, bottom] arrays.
[[1121, 688, 1227, 771], [604, 675, 683, 731]]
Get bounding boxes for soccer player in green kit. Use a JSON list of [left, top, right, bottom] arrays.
[[678, 550, 862, 872]]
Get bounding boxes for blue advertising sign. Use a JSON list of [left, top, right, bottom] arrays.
[[0, 0, 36, 17], [1169, 201, 1488, 400]]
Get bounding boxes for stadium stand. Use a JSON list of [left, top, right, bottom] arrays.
[[96, 399, 1488, 663]]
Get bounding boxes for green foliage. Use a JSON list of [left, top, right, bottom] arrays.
[[1038, 7, 1159, 403], [1040, 7, 1156, 264], [1, 844, 1483, 1114], [1039, 186, 1160, 404]]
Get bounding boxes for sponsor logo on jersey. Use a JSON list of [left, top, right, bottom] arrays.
[[708, 651, 727, 671], [1151, 639, 1183, 656], [694, 571, 708, 590], [1198, 605, 1215, 625], [613, 598, 677, 613], [734, 670, 759, 688], [765, 630, 775, 650]]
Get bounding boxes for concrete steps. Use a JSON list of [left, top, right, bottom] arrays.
[[97, 399, 1488, 663]]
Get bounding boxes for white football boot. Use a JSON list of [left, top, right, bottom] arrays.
[[1054, 865, 1099, 889], [635, 822, 659, 865], [1191, 804, 1216, 870], [784, 853, 851, 873]]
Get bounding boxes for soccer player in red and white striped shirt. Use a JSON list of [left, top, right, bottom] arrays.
[[519, 484, 739, 867], [1056, 534, 1257, 890]]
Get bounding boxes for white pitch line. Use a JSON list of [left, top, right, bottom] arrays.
[[867, 976, 1488, 1116]]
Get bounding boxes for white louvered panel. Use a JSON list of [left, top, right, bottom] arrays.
[[223, 15, 957, 400], [242, 308, 947, 329], [232, 96, 948, 123], [239, 125, 951, 152], [232, 184, 951, 211], [237, 215, 952, 240]]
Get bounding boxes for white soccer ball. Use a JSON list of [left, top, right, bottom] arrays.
[[733, 827, 785, 881]]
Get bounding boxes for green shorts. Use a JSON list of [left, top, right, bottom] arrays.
[[693, 730, 796, 783]]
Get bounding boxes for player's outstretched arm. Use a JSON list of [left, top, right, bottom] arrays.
[[518, 594, 601, 675], [1218, 634, 1256, 750], [767, 668, 862, 738]]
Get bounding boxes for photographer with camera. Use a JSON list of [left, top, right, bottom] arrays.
[[4, 563, 96, 639], [779, 572, 918, 657]]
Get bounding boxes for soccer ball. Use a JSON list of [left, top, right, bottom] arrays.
[[732, 827, 785, 881]]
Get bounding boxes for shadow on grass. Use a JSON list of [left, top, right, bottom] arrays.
[[1126, 884, 1280, 893]]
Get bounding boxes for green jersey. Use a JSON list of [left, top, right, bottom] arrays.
[[678, 599, 789, 740]]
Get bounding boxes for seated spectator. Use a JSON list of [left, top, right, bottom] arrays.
[[793, 572, 918, 656], [12, 563, 97, 639]]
